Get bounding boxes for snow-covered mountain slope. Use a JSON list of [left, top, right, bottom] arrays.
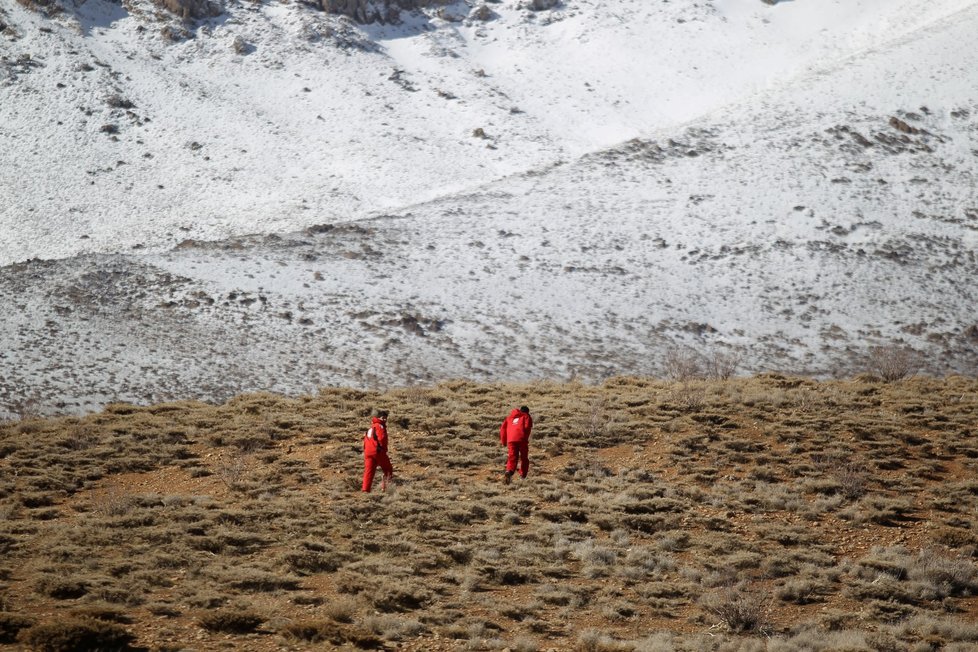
[[2, 0, 974, 264], [2, 0, 977, 417]]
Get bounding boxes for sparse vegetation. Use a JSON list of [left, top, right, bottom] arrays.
[[198, 608, 264, 633], [16, 616, 134, 652], [0, 376, 977, 650], [868, 343, 922, 382]]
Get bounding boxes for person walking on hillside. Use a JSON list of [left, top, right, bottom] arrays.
[[500, 405, 532, 484], [362, 409, 394, 492]]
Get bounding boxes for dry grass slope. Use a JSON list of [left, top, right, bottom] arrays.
[[1, 375, 977, 651]]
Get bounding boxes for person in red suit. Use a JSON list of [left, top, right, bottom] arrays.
[[362, 409, 394, 492], [500, 405, 532, 484]]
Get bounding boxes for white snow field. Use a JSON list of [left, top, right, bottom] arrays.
[[1, 0, 977, 417]]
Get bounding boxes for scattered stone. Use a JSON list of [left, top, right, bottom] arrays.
[[889, 116, 919, 135], [321, 0, 433, 24], [152, 0, 223, 20], [231, 35, 251, 55], [388, 68, 418, 92], [160, 24, 192, 42], [470, 4, 493, 21], [106, 94, 135, 109], [472, 127, 488, 139], [850, 131, 873, 148], [523, 0, 559, 10], [437, 6, 462, 22]]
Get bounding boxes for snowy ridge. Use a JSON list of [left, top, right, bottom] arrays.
[[1, 0, 977, 417]]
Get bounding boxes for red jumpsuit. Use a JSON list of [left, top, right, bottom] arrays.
[[500, 408, 533, 479], [362, 416, 393, 492]]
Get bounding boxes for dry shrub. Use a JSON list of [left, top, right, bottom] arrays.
[[908, 551, 977, 598], [775, 578, 823, 604], [35, 576, 89, 600], [198, 609, 264, 633], [372, 584, 431, 612], [216, 455, 248, 489], [283, 549, 341, 575], [832, 463, 868, 501], [68, 605, 131, 624], [575, 629, 634, 652], [775, 627, 868, 650], [669, 383, 706, 412], [700, 584, 770, 633], [282, 619, 381, 647], [507, 637, 542, 652], [840, 496, 914, 526], [867, 344, 921, 382], [0, 613, 35, 644], [577, 398, 614, 442], [225, 569, 300, 592], [662, 347, 703, 382], [323, 596, 358, 623], [89, 485, 134, 517], [812, 455, 868, 500], [705, 350, 742, 381], [17, 617, 134, 652], [899, 614, 978, 644]]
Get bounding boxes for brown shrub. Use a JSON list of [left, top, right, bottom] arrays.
[[17, 617, 134, 651], [0, 613, 35, 644], [282, 619, 383, 646], [198, 608, 264, 633], [867, 344, 921, 382], [699, 584, 770, 633], [35, 576, 89, 600]]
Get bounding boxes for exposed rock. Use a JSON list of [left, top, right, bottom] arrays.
[[437, 6, 463, 22], [321, 0, 454, 24], [231, 35, 251, 54], [523, 0, 559, 10], [160, 23, 192, 41], [889, 116, 919, 135], [470, 4, 493, 21], [153, 0, 224, 20]]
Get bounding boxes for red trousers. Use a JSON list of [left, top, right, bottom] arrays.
[[506, 441, 529, 478], [362, 451, 393, 492]]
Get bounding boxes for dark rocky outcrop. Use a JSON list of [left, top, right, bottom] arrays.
[[524, 0, 559, 10], [153, 0, 223, 20], [321, 0, 454, 24]]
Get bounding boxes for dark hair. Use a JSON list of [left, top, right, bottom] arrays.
[[519, 406, 529, 414], [371, 409, 389, 418]]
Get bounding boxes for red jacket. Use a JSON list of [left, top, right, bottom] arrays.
[[364, 417, 388, 456], [500, 409, 532, 445]]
